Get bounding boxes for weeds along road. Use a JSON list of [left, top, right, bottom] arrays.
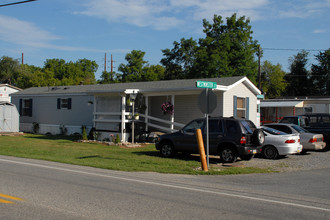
[[1, 155, 330, 220]]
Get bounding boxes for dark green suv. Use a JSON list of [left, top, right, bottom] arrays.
[[155, 117, 265, 163]]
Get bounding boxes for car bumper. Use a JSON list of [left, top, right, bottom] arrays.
[[277, 144, 303, 155], [237, 146, 259, 156], [302, 142, 326, 151]]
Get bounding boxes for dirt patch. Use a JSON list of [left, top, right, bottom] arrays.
[[0, 132, 24, 136]]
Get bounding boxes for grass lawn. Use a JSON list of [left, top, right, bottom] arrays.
[[0, 133, 273, 175]]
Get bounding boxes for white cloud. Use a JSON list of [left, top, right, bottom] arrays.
[[0, 15, 60, 47], [275, 0, 330, 19], [171, 0, 269, 20], [313, 29, 327, 34], [0, 15, 127, 53], [79, 0, 184, 30], [79, 0, 269, 30]]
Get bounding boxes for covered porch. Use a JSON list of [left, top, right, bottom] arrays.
[[91, 89, 207, 142]]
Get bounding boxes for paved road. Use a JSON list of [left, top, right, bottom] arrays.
[[1, 155, 330, 219]]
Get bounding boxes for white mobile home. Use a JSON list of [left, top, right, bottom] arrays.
[[0, 84, 21, 102], [11, 76, 261, 142]]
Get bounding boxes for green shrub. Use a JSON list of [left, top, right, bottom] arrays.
[[115, 134, 120, 144], [81, 126, 88, 140]]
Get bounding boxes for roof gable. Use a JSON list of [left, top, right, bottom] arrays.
[[0, 84, 22, 91]]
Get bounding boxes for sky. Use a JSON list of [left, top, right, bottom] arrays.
[[0, 0, 329, 80]]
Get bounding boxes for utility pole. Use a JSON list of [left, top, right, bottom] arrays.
[[257, 46, 262, 89], [111, 54, 113, 73], [22, 53, 24, 65], [104, 53, 107, 72]]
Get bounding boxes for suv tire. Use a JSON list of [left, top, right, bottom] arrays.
[[220, 147, 237, 163], [160, 142, 175, 157], [253, 129, 265, 146]]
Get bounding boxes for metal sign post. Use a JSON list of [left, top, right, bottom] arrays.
[[205, 88, 210, 166], [197, 81, 217, 168]]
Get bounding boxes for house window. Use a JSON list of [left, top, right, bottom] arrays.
[[233, 96, 249, 119], [20, 99, 33, 117], [57, 98, 72, 109], [236, 97, 246, 118]]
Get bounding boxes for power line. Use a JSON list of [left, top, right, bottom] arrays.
[[263, 48, 326, 52], [0, 0, 37, 8]]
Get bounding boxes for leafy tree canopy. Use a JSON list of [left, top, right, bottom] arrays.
[[260, 61, 287, 98], [118, 50, 165, 82], [311, 49, 330, 95], [161, 14, 259, 82], [284, 50, 312, 96]]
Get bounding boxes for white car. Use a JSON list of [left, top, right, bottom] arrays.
[[264, 123, 326, 153], [259, 126, 302, 159]]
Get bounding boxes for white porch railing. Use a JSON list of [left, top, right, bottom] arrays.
[[93, 112, 185, 133]]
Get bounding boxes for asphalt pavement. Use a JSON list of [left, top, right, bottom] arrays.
[[1, 155, 330, 219]]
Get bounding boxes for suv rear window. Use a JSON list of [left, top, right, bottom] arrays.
[[240, 120, 255, 134]]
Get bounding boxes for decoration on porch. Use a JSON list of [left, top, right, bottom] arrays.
[[127, 98, 133, 106], [161, 101, 174, 115]]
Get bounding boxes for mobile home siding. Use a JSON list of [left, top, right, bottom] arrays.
[[174, 95, 204, 124], [223, 83, 257, 124], [12, 95, 94, 133]]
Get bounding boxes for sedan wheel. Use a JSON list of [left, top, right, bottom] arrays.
[[160, 142, 175, 157], [262, 145, 279, 159], [220, 147, 237, 163]]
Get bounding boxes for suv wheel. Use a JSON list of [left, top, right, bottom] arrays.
[[253, 129, 265, 146], [220, 147, 237, 163], [160, 142, 175, 157]]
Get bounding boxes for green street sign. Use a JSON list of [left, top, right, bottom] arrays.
[[196, 81, 217, 89]]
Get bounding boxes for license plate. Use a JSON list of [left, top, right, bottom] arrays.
[[253, 149, 257, 154]]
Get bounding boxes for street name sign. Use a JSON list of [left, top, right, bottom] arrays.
[[196, 81, 217, 89]]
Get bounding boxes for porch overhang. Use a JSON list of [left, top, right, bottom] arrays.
[[261, 101, 304, 108]]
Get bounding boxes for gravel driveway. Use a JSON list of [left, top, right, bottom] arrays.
[[238, 150, 330, 172]]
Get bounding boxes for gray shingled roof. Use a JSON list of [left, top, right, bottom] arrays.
[[11, 76, 247, 96]]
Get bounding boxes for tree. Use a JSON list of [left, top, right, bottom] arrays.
[[311, 49, 330, 95], [43, 58, 98, 85], [284, 50, 312, 96], [161, 38, 197, 80], [0, 56, 20, 84], [142, 65, 165, 81], [118, 50, 148, 82], [99, 71, 121, 84], [195, 14, 258, 80], [161, 14, 259, 81], [118, 50, 165, 82], [44, 59, 67, 80], [260, 61, 287, 98]]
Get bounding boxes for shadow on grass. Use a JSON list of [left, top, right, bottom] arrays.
[[23, 134, 80, 141], [133, 151, 221, 164], [76, 155, 125, 161]]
